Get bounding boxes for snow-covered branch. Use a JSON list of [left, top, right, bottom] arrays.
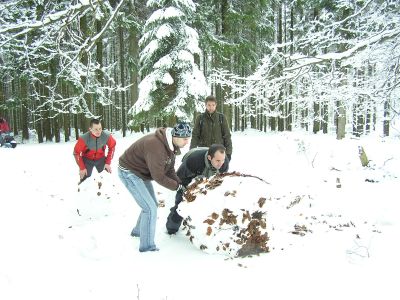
[[85, 0, 129, 53], [209, 0, 400, 132], [286, 27, 400, 72], [0, 1, 100, 47]]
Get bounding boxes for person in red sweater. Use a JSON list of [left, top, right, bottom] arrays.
[[0, 117, 10, 133], [73, 119, 116, 183], [0, 117, 12, 147]]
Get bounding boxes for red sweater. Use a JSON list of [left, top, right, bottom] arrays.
[[73, 131, 116, 170], [0, 120, 10, 133]]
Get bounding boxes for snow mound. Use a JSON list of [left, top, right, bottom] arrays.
[[177, 172, 270, 257], [71, 173, 117, 224]]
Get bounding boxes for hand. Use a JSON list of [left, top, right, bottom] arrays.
[[195, 175, 206, 182], [79, 169, 87, 179], [177, 184, 187, 193], [105, 164, 112, 173]]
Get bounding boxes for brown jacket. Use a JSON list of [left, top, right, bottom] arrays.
[[119, 128, 181, 190]]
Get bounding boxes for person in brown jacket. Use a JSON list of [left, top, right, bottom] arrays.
[[118, 122, 192, 252]]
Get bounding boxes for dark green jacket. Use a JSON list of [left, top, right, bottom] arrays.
[[189, 112, 232, 155]]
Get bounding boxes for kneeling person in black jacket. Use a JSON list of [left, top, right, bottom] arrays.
[[166, 144, 229, 234]]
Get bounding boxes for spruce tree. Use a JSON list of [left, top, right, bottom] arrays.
[[131, 0, 208, 126]]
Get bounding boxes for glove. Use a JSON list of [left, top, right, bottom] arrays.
[[177, 184, 187, 193], [195, 175, 206, 182], [226, 154, 231, 161]]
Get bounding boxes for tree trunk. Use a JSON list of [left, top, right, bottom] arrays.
[[383, 98, 390, 136], [336, 101, 346, 140], [241, 104, 245, 131], [128, 25, 139, 130], [96, 19, 104, 118], [313, 102, 320, 133], [119, 25, 126, 135], [54, 115, 60, 143], [276, 1, 284, 132], [322, 102, 328, 133], [37, 122, 44, 143], [79, 14, 93, 118], [287, 5, 295, 132], [63, 114, 70, 142], [19, 78, 30, 140]]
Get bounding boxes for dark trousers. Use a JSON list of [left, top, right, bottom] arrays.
[[79, 157, 105, 184], [166, 191, 184, 234]]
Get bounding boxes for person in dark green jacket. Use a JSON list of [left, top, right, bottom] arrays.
[[190, 95, 233, 160]]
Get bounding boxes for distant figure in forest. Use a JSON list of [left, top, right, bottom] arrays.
[[0, 117, 15, 148], [0, 117, 10, 134], [73, 119, 116, 184], [190, 95, 233, 161]]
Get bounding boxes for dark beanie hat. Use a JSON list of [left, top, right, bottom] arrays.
[[172, 122, 192, 138]]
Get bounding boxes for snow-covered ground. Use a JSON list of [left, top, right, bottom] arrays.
[[0, 129, 399, 300]]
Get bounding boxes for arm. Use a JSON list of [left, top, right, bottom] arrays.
[[189, 114, 201, 149], [166, 163, 181, 183], [105, 134, 116, 165], [145, 143, 180, 191], [179, 151, 206, 186], [222, 115, 233, 155], [176, 161, 196, 186], [73, 138, 87, 170]]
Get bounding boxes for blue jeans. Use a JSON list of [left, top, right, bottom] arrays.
[[118, 168, 159, 252]]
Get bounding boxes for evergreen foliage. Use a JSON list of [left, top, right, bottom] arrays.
[[0, 0, 399, 141], [130, 0, 208, 127]]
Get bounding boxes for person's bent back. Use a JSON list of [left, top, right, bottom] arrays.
[[166, 144, 229, 234]]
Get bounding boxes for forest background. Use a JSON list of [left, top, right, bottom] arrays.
[[0, 0, 399, 143]]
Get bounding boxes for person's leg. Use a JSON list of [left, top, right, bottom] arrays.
[[166, 191, 184, 234], [80, 157, 96, 183], [131, 180, 158, 237], [118, 168, 158, 252], [130, 214, 141, 237], [94, 157, 106, 174], [143, 180, 158, 207]]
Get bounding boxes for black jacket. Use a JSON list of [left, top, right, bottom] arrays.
[[177, 148, 229, 186]]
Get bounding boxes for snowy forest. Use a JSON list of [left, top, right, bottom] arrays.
[[0, 0, 399, 143]]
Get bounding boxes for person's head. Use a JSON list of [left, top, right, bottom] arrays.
[[0, 117, 4, 123], [89, 118, 102, 137], [171, 122, 192, 148], [205, 95, 217, 114], [207, 144, 226, 170]]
